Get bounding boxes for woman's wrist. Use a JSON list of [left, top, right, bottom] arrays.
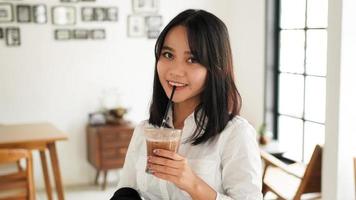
[[188, 176, 217, 200]]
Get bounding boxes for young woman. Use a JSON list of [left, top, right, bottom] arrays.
[[112, 9, 262, 200]]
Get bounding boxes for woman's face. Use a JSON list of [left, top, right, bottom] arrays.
[[157, 25, 207, 106]]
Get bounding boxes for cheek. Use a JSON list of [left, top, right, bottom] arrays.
[[191, 69, 207, 89], [156, 62, 166, 81]]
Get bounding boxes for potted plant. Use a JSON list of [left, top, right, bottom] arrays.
[[258, 123, 269, 145]]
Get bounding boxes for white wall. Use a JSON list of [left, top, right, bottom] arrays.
[[0, 0, 266, 187], [323, 0, 356, 199]]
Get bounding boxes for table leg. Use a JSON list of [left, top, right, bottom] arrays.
[[102, 170, 107, 190], [40, 150, 53, 200], [48, 142, 65, 200], [95, 170, 100, 185]]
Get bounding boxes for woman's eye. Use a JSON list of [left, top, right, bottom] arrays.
[[162, 52, 173, 59], [187, 57, 198, 63]]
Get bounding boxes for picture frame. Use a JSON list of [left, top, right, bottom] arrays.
[[0, 3, 14, 23], [0, 28, 3, 39], [81, 7, 94, 22], [147, 29, 160, 39], [91, 29, 105, 40], [127, 15, 145, 37], [132, 0, 159, 13], [54, 29, 72, 40], [106, 7, 118, 21], [33, 4, 47, 24], [145, 15, 162, 39], [145, 15, 162, 29], [17, 5, 31, 23], [60, 0, 79, 2], [6, 27, 21, 46], [94, 7, 106, 21], [74, 29, 89, 39], [52, 6, 76, 25]]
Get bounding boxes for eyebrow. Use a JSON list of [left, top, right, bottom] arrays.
[[162, 45, 192, 55]]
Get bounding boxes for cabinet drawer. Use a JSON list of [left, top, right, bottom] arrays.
[[100, 129, 133, 148], [101, 147, 128, 159], [101, 147, 128, 169]]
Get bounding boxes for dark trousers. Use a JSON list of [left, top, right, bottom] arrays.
[[110, 187, 142, 200]]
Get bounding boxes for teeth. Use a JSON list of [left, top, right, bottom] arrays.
[[168, 81, 187, 87]]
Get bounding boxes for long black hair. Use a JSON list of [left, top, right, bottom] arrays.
[[149, 9, 242, 145]]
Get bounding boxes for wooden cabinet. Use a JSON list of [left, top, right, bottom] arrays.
[[87, 122, 134, 190]]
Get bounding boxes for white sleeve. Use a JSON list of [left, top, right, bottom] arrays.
[[117, 124, 141, 189], [218, 121, 263, 200]]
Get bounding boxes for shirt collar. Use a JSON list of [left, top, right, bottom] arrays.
[[166, 106, 196, 129]]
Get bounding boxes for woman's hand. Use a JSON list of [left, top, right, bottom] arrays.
[[147, 149, 217, 200]]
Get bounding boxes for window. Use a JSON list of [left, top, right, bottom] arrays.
[[265, 0, 328, 162]]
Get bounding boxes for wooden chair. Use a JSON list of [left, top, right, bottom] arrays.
[[0, 149, 36, 200], [261, 145, 322, 200]]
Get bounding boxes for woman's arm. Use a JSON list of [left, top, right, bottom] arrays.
[[217, 121, 263, 200]]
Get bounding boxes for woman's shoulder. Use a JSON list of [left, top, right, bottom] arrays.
[[226, 116, 255, 131], [220, 115, 257, 141]]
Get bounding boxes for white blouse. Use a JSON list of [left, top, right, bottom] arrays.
[[118, 112, 263, 200]]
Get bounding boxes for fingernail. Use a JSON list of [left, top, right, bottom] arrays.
[[153, 149, 158, 154]]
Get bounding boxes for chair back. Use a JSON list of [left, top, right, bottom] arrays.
[[294, 145, 322, 199], [0, 149, 35, 200]]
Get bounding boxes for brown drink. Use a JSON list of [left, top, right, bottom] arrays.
[[144, 127, 182, 173]]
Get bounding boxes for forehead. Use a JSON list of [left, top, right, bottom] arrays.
[[163, 25, 190, 52]]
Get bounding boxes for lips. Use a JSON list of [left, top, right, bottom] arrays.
[[167, 80, 188, 90]]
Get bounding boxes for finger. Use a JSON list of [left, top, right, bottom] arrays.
[[148, 156, 181, 169], [148, 163, 181, 176], [153, 149, 184, 161]]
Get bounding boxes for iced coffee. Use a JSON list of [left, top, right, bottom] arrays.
[[144, 127, 182, 173]]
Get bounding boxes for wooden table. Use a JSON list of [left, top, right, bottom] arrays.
[[0, 122, 68, 200]]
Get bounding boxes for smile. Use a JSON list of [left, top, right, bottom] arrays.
[[167, 80, 188, 88]]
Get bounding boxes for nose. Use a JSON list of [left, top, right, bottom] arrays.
[[168, 61, 186, 78]]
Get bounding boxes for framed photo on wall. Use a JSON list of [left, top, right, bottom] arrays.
[[6, 27, 21, 46], [0, 28, 3, 39], [94, 7, 105, 21], [74, 29, 89, 39], [132, 0, 159, 13], [91, 29, 105, 40], [33, 4, 47, 24], [17, 5, 31, 23], [106, 7, 118, 21], [0, 3, 14, 23], [145, 15, 162, 29], [127, 15, 145, 37], [52, 6, 76, 25], [60, 0, 79, 2], [81, 7, 94, 22], [54, 29, 72, 40], [147, 29, 160, 39]]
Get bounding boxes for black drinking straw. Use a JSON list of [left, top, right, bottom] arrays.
[[160, 86, 176, 128]]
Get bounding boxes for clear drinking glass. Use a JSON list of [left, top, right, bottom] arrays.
[[144, 127, 182, 173]]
